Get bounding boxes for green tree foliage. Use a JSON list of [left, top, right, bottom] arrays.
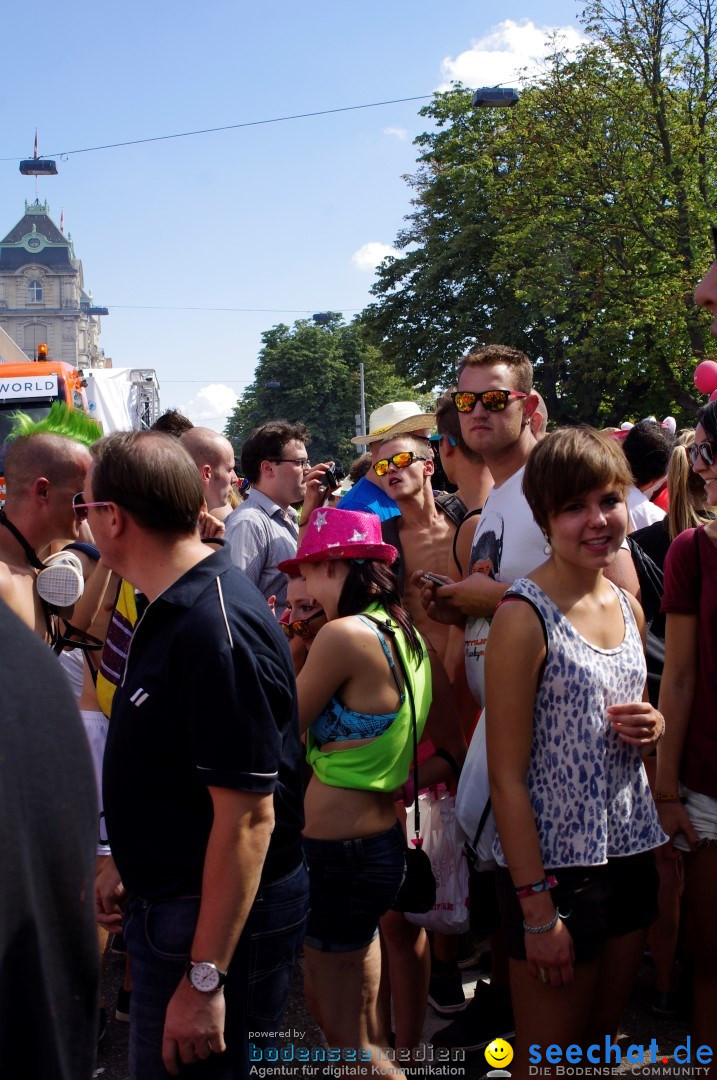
[[224, 315, 428, 467], [362, 0, 717, 425]]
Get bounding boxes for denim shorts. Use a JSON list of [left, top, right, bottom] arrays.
[[303, 821, 406, 952], [497, 850, 659, 964]]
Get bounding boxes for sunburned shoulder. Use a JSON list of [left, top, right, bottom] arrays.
[[492, 589, 547, 642], [312, 615, 379, 652]]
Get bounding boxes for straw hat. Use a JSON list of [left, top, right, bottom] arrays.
[[350, 401, 436, 445], [278, 508, 398, 577]]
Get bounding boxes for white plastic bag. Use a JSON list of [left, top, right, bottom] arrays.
[[405, 790, 470, 934], [454, 709, 498, 869]]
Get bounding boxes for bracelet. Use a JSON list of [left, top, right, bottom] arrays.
[[654, 790, 681, 803], [515, 875, 558, 900], [523, 911, 560, 935]]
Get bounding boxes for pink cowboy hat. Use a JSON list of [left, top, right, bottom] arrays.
[[278, 508, 398, 577]]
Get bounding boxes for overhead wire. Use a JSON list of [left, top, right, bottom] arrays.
[[0, 95, 432, 162], [108, 304, 363, 313]]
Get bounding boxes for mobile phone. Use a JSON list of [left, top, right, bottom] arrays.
[[421, 572, 448, 587]]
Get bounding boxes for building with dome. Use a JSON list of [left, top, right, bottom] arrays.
[[0, 199, 109, 368]]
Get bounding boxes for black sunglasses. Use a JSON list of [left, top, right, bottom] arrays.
[[689, 440, 715, 468], [451, 389, 527, 413]]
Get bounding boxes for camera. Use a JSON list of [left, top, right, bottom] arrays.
[[320, 464, 346, 491]]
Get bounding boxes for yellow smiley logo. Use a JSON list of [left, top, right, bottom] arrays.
[[485, 1038, 514, 1069]]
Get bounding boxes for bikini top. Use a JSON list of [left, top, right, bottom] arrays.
[[305, 602, 432, 793], [310, 615, 404, 744]]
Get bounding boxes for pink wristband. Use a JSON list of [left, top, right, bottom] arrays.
[[515, 874, 558, 900]]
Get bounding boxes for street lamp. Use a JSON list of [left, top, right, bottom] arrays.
[[472, 87, 520, 108]]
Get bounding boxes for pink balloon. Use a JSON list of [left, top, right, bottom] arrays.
[[694, 360, 717, 394], [710, 389, 717, 402]]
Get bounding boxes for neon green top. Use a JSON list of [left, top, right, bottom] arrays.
[[306, 601, 432, 792]]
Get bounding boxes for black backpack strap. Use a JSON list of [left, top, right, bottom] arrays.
[[625, 535, 664, 623], [435, 491, 468, 527]]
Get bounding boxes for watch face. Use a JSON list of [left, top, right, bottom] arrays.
[[190, 962, 221, 992]]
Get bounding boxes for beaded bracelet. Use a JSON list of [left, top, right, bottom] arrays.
[[654, 791, 682, 804], [515, 875, 558, 900]]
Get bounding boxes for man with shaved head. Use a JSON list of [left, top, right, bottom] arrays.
[[181, 427, 237, 515], [0, 423, 93, 638]]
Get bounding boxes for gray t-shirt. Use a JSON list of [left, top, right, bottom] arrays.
[[225, 488, 299, 615]]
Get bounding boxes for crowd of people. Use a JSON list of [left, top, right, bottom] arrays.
[[1, 239, 717, 1080]]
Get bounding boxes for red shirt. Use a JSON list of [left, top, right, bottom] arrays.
[[653, 485, 670, 512], [661, 527, 717, 798]]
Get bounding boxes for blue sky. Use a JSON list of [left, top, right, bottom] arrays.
[[0, 0, 583, 431]]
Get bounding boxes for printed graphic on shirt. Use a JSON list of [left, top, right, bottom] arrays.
[[468, 511, 504, 580], [465, 511, 504, 689]]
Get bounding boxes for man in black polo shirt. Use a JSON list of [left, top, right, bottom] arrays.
[[90, 431, 308, 1080]]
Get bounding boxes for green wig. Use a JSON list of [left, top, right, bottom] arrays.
[[7, 401, 103, 447]]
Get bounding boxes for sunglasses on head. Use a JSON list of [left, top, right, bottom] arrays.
[[689, 440, 715, 468], [451, 389, 527, 413], [373, 451, 429, 477], [429, 432, 457, 447], [280, 609, 325, 639], [73, 492, 112, 521]]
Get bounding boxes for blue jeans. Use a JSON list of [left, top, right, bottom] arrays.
[[123, 860, 309, 1079]]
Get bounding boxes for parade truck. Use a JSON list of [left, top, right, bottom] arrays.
[[0, 346, 160, 499], [0, 353, 90, 499], [82, 367, 161, 435]]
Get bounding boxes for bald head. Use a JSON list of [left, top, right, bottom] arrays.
[[4, 433, 91, 495], [2, 433, 91, 550], [180, 427, 237, 510]]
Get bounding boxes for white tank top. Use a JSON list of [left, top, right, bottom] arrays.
[[492, 577, 666, 868]]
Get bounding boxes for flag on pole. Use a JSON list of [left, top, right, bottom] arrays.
[[60, 209, 64, 233], [34, 129, 38, 158]]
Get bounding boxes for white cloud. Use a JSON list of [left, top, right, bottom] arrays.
[[351, 241, 399, 272], [438, 19, 585, 91], [179, 383, 238, 433], [384, 126, 410, 141]]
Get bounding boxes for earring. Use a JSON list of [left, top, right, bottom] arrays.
[[543, 535, 552, 557]]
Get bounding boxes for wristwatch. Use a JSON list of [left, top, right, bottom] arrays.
[[186, 960, 228, 992]]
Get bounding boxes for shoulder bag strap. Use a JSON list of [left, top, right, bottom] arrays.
[[360, 612, 422, 840]]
